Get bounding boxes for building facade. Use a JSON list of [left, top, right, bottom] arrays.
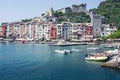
[[71, 23, 93, 41], [101, 24, 117, 37], [1, 23, 9, 38], [50, 23, 57, 40], [61, 22, 72, 40], [90, 11, 105, 37], [0, 27, 2, 37]]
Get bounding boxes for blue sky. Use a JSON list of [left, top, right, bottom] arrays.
[[0, 0, 105, 24]]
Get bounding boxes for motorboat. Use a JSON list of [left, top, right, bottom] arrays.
[[105, 49, 119, 57], [104, 45, 114, 48], [87, 47, 99, 50], [64, 49, 72, 53], [55, 50, 66, 55], [105, 49, 118, 54], [55, 49, 72, 55], [85, 56, 108, 61], [85, 53, 108, 61]]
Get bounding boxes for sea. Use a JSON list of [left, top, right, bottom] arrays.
[[0, 43, 120, 80]]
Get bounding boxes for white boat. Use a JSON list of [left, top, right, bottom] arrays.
[[85, 56, 108, 61], [55, 50, 66, 54], [104, 45, 114, 48], [64, 49, 71, 53], [85, 54, 108, 61], [106, 49, 118, 54], [55, 49, 71, 55], [87, 47, 99, 50], [105, 49, 118, 57]]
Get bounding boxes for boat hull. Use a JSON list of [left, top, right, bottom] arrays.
[[85, 57, 108, 61]]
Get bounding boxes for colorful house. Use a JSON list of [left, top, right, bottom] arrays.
[[50, 23, 57, 40], [61, 22, 72, 40]]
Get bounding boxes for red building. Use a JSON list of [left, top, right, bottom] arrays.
[[2, 26, 7, 38], [50, 23, 57, 40], [80, 24, 93, 41], [86, 26, 93, 35], [80, 24, 93, 35]]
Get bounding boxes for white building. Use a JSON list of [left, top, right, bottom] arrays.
[[14, 23, 20, 39], [101, 24, 117, 37], [71, 23, 82, 40], [81, 35, 93, 41], [56, 22, 72, 40], [39, 24, 51, 40], [56, 24, 62, 39]]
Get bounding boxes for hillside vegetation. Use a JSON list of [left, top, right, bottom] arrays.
[[96, 0, 120, 29], [54, 11, 91, 23]]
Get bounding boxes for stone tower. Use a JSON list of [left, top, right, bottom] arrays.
[[90, 11, 105, 37], [49, 7, 54, 17]]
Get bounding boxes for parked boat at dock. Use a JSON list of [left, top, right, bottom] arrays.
[[105, 49, 118, 54], [104, 45, 114, 48], [85, 53, 108, 61], [104, 49, 119, 58]]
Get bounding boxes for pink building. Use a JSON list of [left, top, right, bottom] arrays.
[[50, 23, 57, 40]]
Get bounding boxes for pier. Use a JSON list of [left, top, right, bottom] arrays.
[[101, 56, 120, 68], [100, 43, 120, 69]]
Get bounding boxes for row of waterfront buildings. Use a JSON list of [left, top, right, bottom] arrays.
[[0, 3, 118, 41], [0, 21, 117, 41]]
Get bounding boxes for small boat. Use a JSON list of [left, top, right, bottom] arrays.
[[104, 45, 114, 48], [85, 54, 108, 61], [55, 49, 71, 55], [105, 49, 119, 57], [105, 49, 118, 54], [64, 49, 72, 53], [55, 50, 66, 54], [87, 47, 99, 50]]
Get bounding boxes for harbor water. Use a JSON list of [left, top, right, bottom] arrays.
[[0, 44, 120, 80]]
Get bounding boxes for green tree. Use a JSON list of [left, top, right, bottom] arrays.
[[54, 12, 90, 23], [22, 19, 32, 22], [105, 30, 120, 39]]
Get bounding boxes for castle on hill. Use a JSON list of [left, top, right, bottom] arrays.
[[57, 3, 87, 14], [44, 3, 87, 17]]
